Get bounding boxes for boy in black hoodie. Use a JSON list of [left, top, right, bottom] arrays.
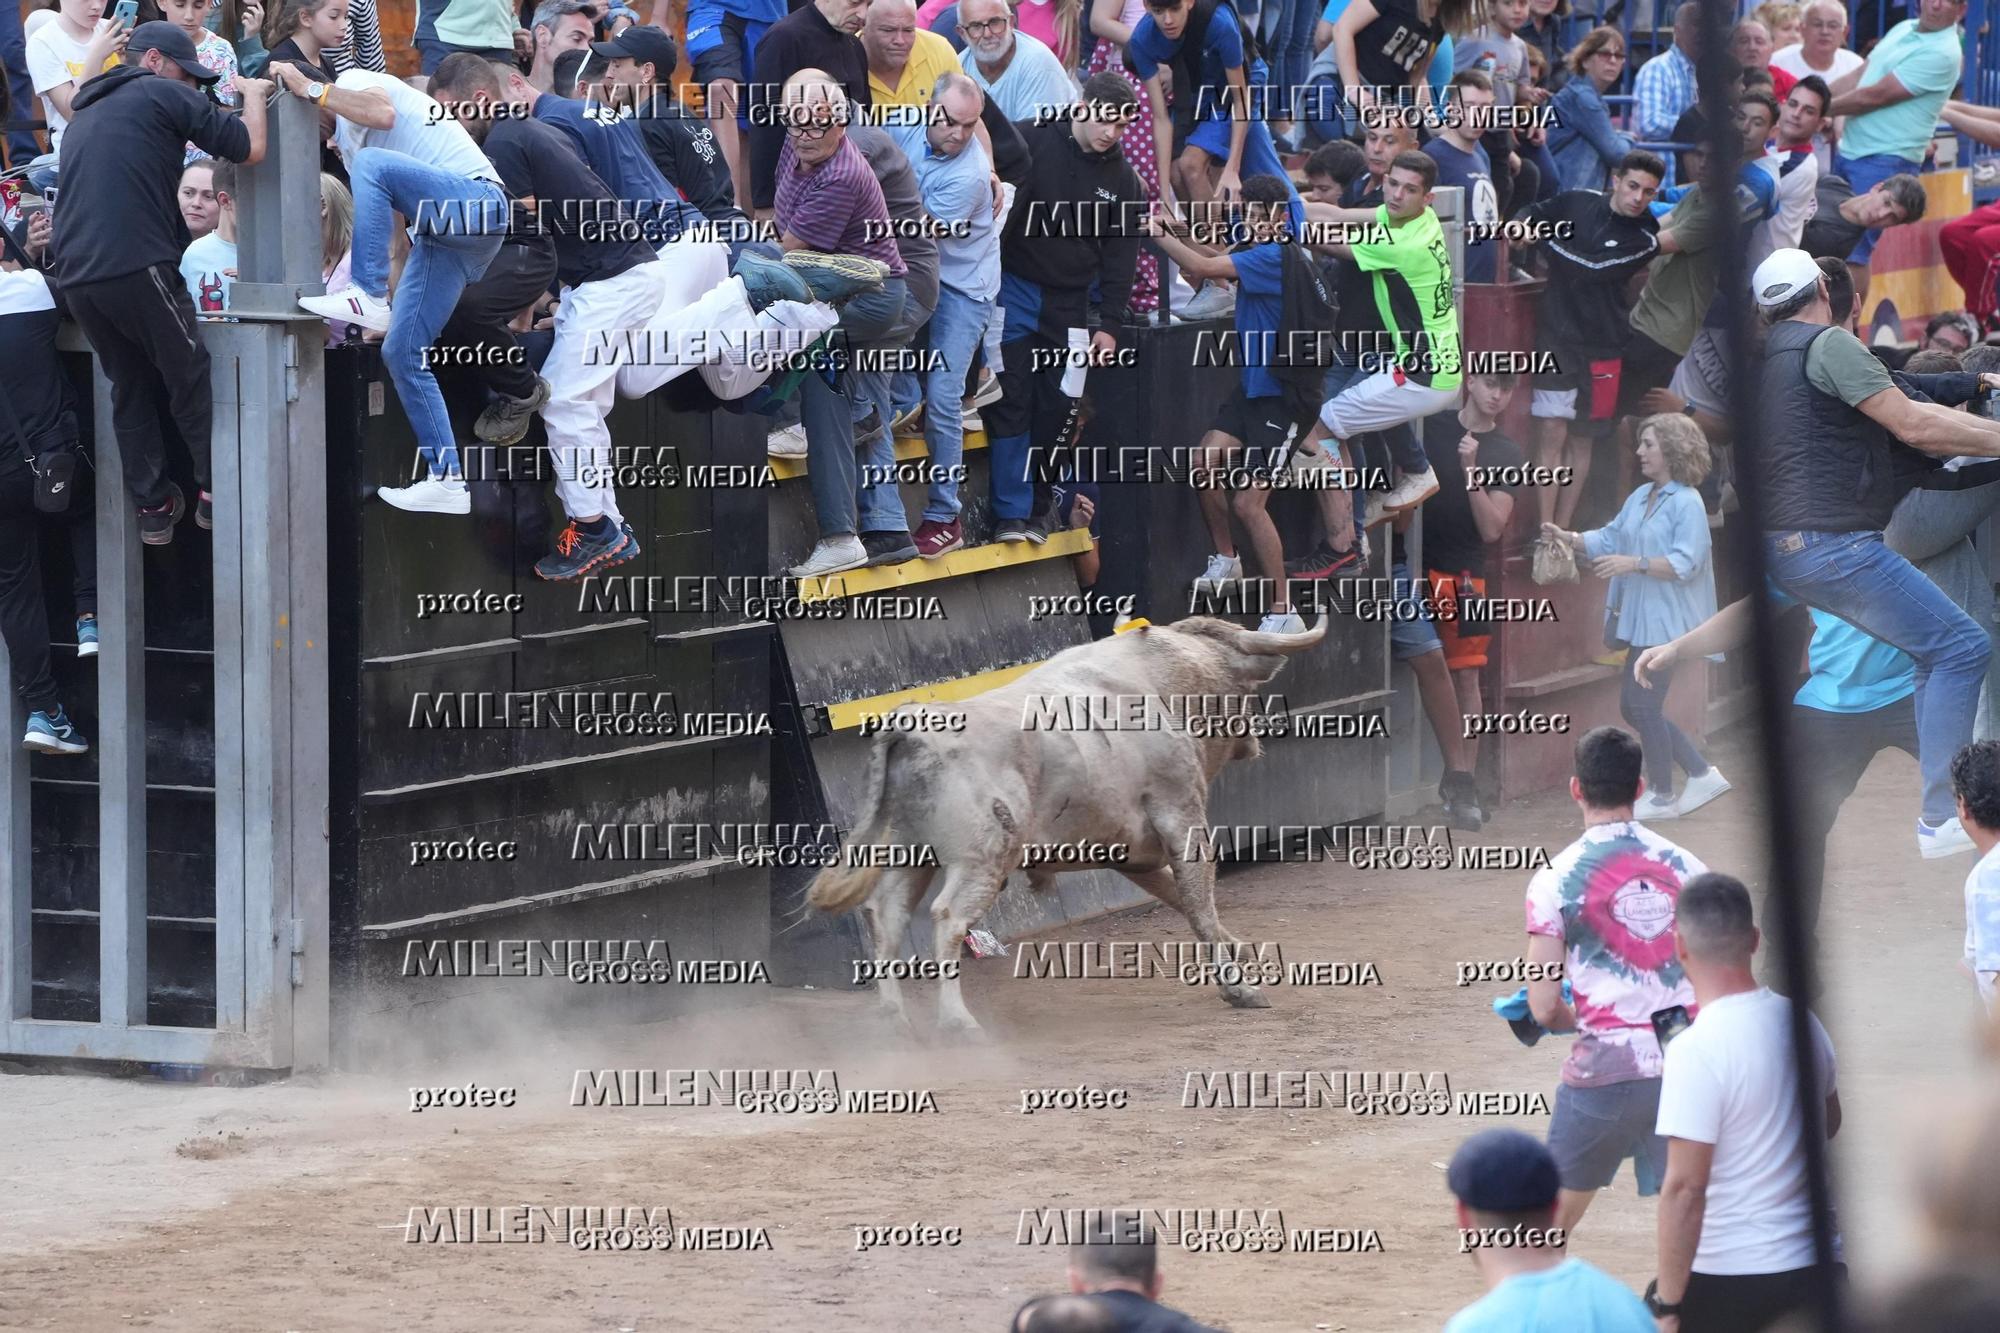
[[989, 70, 1144, 544], [50, 23, 268, 546]]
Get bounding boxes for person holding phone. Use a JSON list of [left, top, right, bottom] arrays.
[[26, 0, 133, 173], [1523, 725, 1707, 1237]]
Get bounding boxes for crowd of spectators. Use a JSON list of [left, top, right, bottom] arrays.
[[2, 0, 2000, 1325]]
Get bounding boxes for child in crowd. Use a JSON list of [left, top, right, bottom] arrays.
[[180, 157, 237, 315]]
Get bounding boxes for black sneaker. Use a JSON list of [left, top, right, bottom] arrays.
[[1021, 518, 1048, 545], [994, 518, 1030, 543], [474, 376, 553, 446], [1286, 544, 1362, 580], [137, 483, 186, 547], [1440, 769, 1485, 832], [195, 490, 213, 531], [860, 529, 919, 565]]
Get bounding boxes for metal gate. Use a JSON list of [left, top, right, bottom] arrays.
[[0, 99, 330, 1069]]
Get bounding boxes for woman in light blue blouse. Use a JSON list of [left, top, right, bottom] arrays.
[[1546, 26, 1632, 192], [1542, 414, 1730, 821]]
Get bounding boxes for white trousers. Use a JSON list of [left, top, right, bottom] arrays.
[[614, 238, 839, 400], [541, 256, 673, 525]]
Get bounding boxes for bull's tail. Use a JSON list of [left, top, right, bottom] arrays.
[[805, 733, 898, 913]]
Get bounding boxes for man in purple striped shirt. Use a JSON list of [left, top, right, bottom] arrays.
[[774, 70, 915, 577]]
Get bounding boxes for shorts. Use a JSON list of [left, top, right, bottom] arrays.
[[1547, 1078, 1667, 1195], [1318, 370, 1457, 443], [1614, 329, 1681, 419], [687, 6, 767, 88], [1209, 387, 1301, 483], [1386, 562, 1492, 668], [1185, 115, 1288, 183], [1530, 348, 1616, 436]]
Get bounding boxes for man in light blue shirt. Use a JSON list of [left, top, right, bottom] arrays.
[[1444, 1129, 1654, 1332], [956, 0, 1077, 121], [1827, 0, 1963, 268], [875, 74, 998, 558]]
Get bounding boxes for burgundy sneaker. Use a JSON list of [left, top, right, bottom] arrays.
[[914, 517, 964, 559]]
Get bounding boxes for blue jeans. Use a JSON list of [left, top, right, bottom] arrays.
[[800, 277, 906, 538], [415, 38, 516, 74], [349, 147, 507, 477], [917, 284, 993, 523], [0, 0, 37, 168], [1834, 151, 1917, 265], [1269, 0, 1318, 124], [1767, 528, 1990, 823]]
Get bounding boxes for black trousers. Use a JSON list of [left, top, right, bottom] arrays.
[[0, 458, 59, 715], [986, 331, 1085, 523], [1682, 1263, 1845, 1333], [440, 240, 556, 403], [65, 262, 212, 509], [1792, 699, 1918, 941]]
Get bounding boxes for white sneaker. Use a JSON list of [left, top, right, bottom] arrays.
[[1919, 815, 1977, 860], [1259, 610, 1306, 634], [1175, 282, 1237, 322], [788, 534, 869, 578], [970, 372, 1004, 408], [1362, 491, 1390, 529], [1381, 465, 1440, 513], [1676, 766, 1732, 815], [1193, 552, 1242, 593], [960, 407, 985, 432], [377, 474, 469, 514], [300, 286, 392, 332], [767, 424, 808, 458], [1358, 529, 1372, 563], [1634, 791, 1681, 821]]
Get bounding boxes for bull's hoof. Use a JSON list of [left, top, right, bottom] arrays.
[[872, 1002, 918, 1033], [1223, 987, 1271, 1009], [936, 1017, 990, 1043]]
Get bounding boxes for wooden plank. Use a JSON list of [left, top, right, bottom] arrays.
[[795, 528, 1093, 603], [289, 331, 332, 1070], [356, 860, 739, 939]]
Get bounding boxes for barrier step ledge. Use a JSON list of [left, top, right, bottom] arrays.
[[796, 528, 1093, 604], [818, 657, 1056, 732], [1504, 661, 1621, 700], [766, 429, 989, 481]]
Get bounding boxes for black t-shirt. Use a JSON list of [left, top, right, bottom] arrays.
[[631, 95, 745, 230], [265, 39, 336, 83], [1801, 174, 1864, 262], [480, 116, 656, 288], [1411, 410, 1526, 578], [1518, 188, 1660, 353], [1334, 171, 1388, 348], [1349, 0, 1443, 93]]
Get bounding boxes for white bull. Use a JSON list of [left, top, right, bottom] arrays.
[[805, 614, 1328, 1034]]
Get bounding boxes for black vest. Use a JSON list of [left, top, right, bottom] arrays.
[[1759, 320, 1898, 533]]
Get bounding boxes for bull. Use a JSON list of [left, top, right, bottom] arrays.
[[806, 614, 1328, 1034]]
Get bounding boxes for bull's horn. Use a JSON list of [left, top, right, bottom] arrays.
[[1235, 615, 1329, 655]]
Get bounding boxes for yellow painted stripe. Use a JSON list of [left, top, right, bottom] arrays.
[[823, 658, 1051, 731], [796, 527, 1095, 604], [767, 429, 989, 481], [1863, 262, 1959, 334]]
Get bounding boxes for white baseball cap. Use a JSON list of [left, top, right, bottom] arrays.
[[1751, 248, 1823, 309]]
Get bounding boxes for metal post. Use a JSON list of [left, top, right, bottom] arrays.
[[0, 594, 28, 1022], [94, 366, 147, 1029]]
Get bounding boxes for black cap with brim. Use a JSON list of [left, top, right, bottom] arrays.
[[128, 21, 221, 83], [588, 25, 677, 76]]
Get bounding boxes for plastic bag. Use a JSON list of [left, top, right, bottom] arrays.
[[1531, 534, 1578, 585]]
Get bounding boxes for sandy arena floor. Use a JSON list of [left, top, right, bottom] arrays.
[[0, 735, 1989, 1332]]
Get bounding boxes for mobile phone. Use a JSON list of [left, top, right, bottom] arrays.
[[111, 0, 138, 29], [1651, 1004, 1692, 1049]]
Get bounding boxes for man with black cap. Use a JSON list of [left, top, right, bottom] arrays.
[[1444, 1128, 1652, 1331], [1750, 245, 2000, 859], [52, 22, 269, 545], [589, 26, 748, 243]]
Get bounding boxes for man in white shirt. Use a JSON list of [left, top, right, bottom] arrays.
[[1951, 741, 2000, 1010], [1651, 872, 1844, 1333], [1771, 0, 1863, 85], [1749, 75, 1825, 269], [280, 59, 510, 515], [956, 0, 1075, 122]]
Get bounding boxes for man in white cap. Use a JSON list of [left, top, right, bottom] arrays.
[[1752, 245, 2000, 858]]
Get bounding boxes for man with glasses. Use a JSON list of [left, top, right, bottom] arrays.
[[1825, 0, 1963, 288], [955, 0, 1077, 122], [745, 0, 873, 215], [774, 71, 912, 577]]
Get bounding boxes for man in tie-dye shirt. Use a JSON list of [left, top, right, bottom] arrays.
[[1523, 725, 1706, 1234]]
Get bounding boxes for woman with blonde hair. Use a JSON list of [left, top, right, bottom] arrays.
[[317, 172, 356, 347], [1543, 414, 1731, 821]]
